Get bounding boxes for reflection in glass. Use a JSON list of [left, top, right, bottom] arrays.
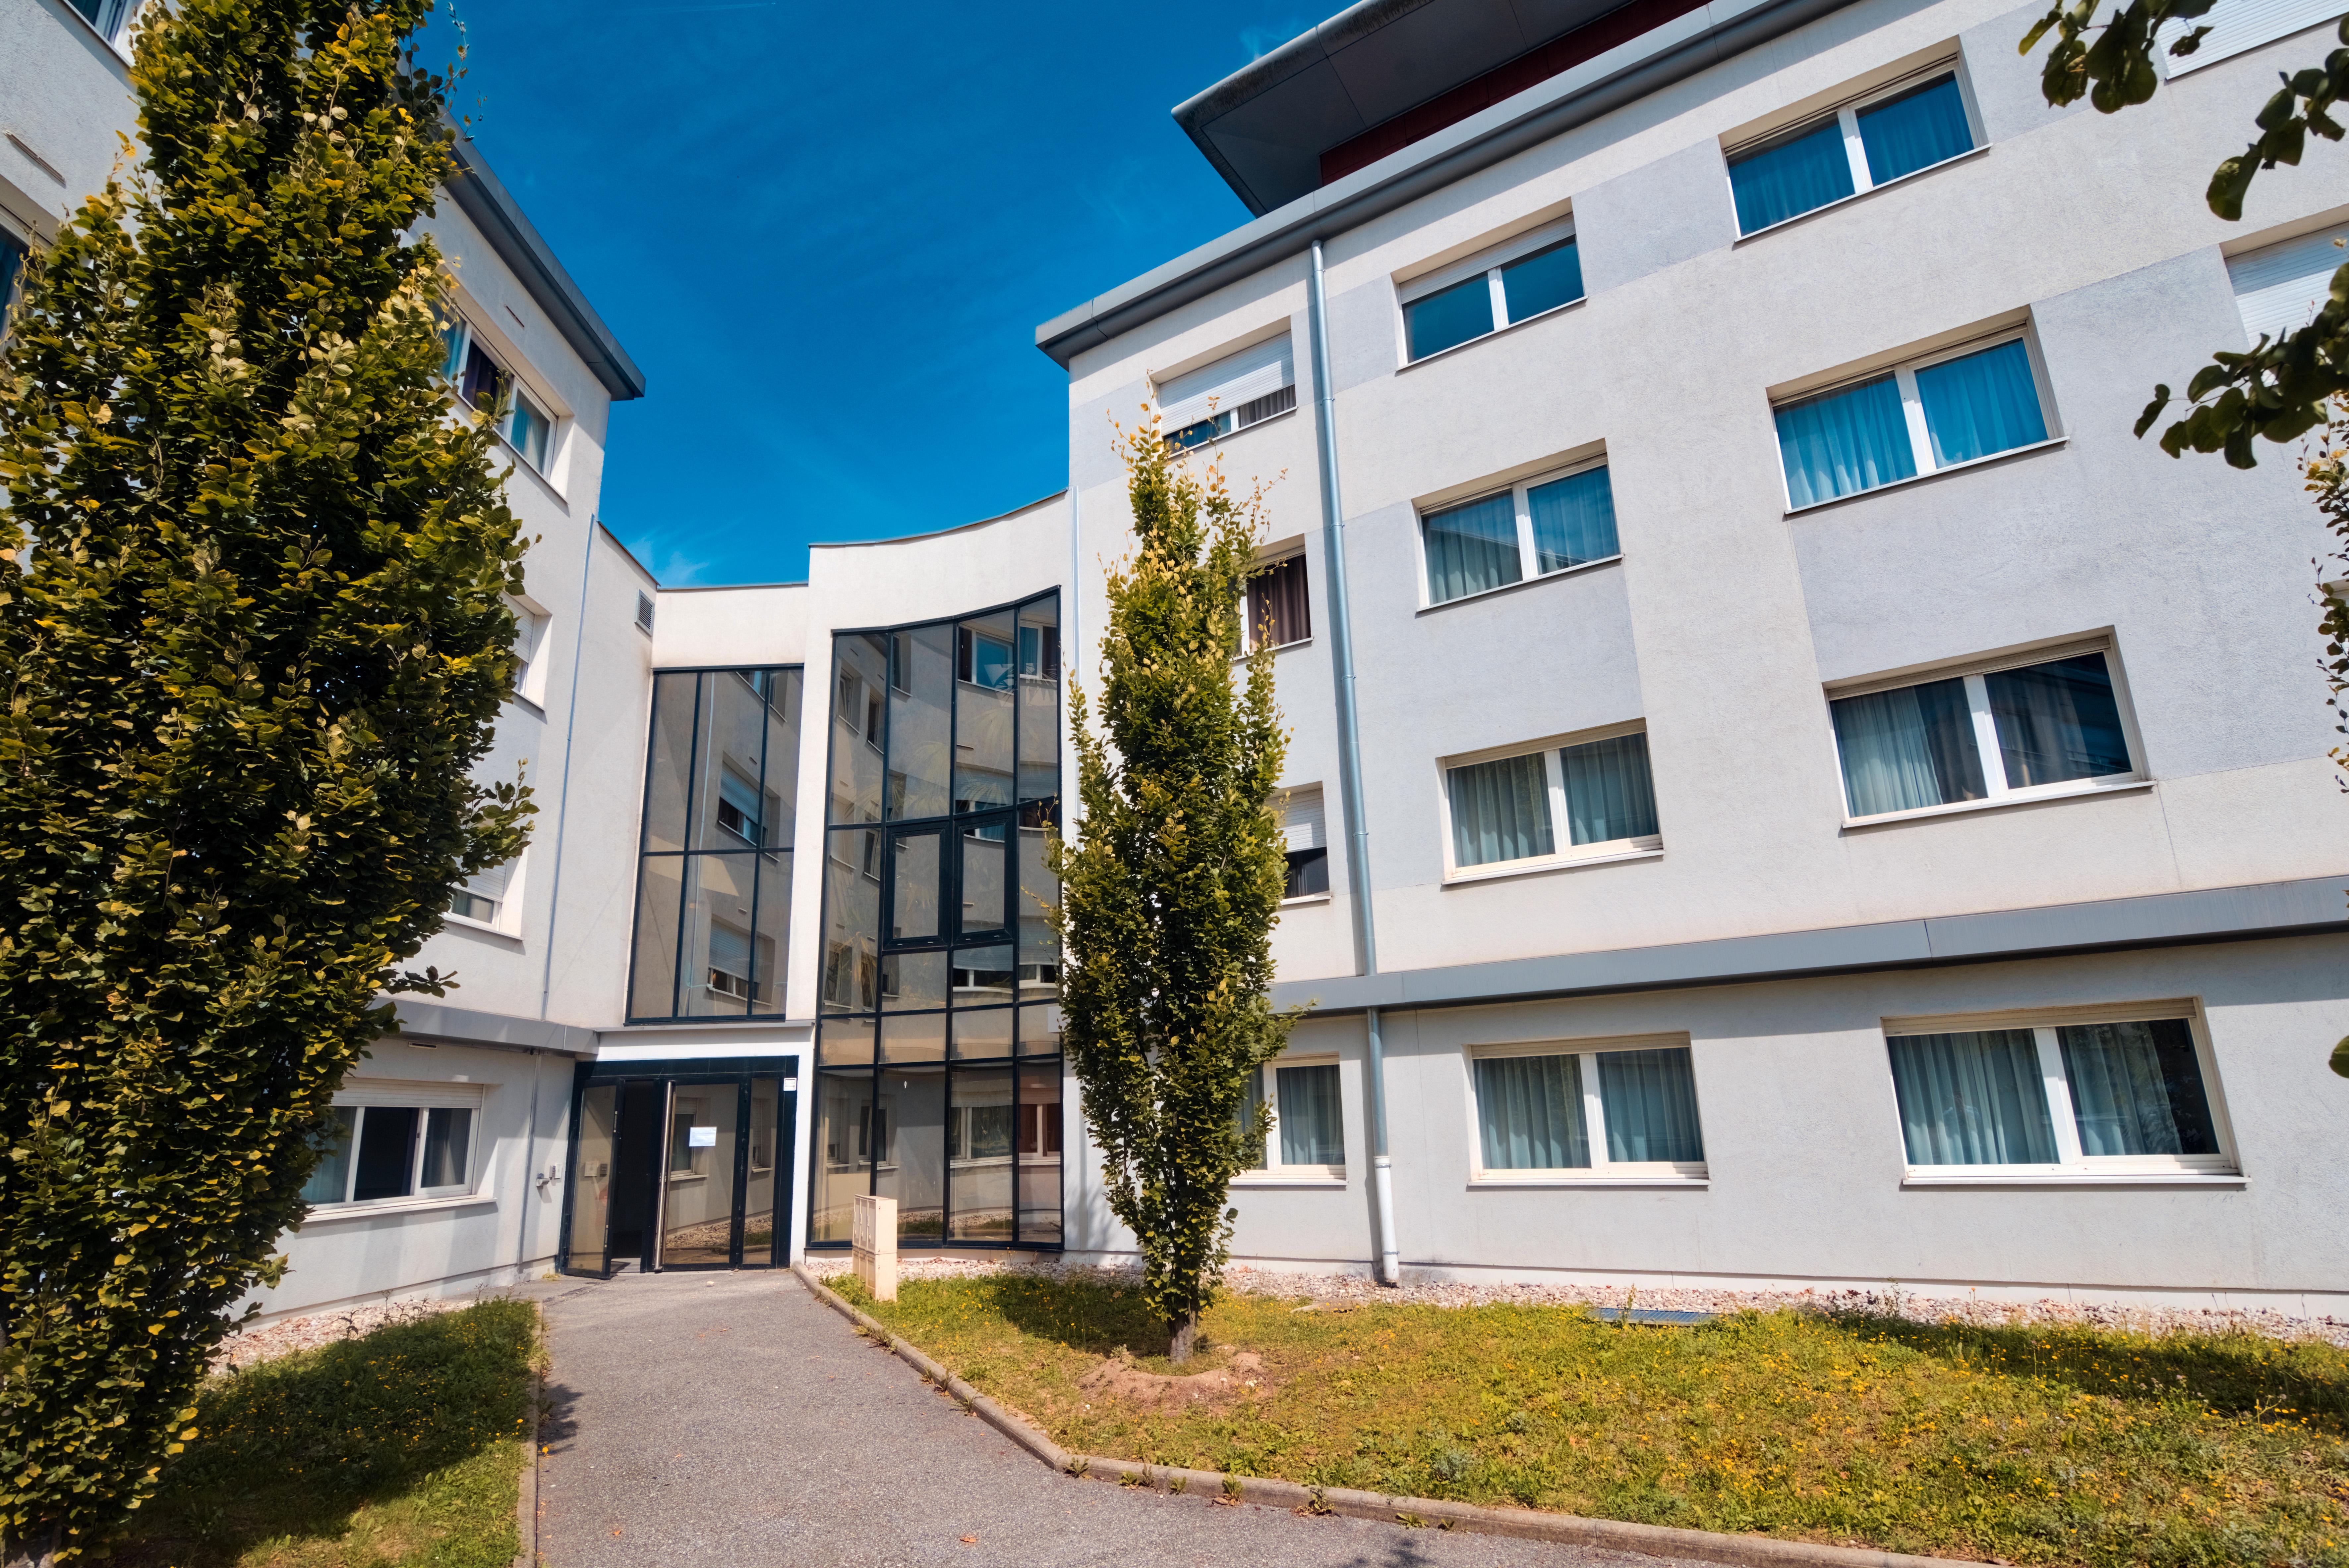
[[566, 1087, 617, 1272], [749, 855, 789, 1015], [953, 1006, 1014, 1059], [1017, 821, 1059, 999], [829, 635, 888, 825], [821, 845, 879, 1013], [891, 827, 942, 940], [743, 1078, 780, 1264], [1016, 595, 1061, 804], [679, 854, 762, 1017], [628, 855, 685, 1017], [661, 1086, 739, 1267], [303, 1106, 357, 1204], [1018, 1002, 1062, 1057], [874, 1065, 946, 1242], [421, 1107, 473, 1190], [881, 1010, 946, 1063], [956, 611, 1016, 813], [960, 819, 1007, 933], [642, 671, 700, 852], [1017, 1062, 1064, 1244], [813, 1070, 874, 1243], [693, 669, 796, 852], [882, 949, 947, 1012], [889, 625, 953, 819], [949, 1066, 1016, 1241], [352, 1105, 418, 1201], [819, 1014, 876, 1066], [952, 944, 1015, 1004]]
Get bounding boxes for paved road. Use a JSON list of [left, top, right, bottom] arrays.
[[530, 1268, 1705, 1568]]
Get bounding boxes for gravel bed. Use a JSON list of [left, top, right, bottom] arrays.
[[210, 1294, 471, 1371], [814, 1253, 2349, 1346]]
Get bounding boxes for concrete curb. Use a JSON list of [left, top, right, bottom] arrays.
[[789, 1265, 1983, 1568], [512, 1332, 542, 1568]]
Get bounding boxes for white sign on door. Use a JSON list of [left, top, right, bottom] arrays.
[[687, 1125, 717, 1148]]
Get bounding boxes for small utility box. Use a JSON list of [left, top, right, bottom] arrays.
[[852, 1193, 897, 1301]]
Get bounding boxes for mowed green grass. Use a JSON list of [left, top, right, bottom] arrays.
[[837, 1274, 2349, 1567], [115, 1298, 538, 1568]]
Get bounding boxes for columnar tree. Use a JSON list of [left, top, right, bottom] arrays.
[[1054, 415, 1294, 1363], [0, 2, 529, 1560]]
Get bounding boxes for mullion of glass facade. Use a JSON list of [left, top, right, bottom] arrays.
[[815, 591, 1063, 1250], [627, 666, 801, 1022]]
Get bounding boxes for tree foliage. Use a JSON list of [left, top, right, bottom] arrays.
[[2021, 4, 2349, 463], [1051, 415, 1294, 1363], [0, 1, 529, 1558]]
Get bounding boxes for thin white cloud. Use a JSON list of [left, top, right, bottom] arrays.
[[1240, 17, 1309, 60], [627, 535, 717, 587]]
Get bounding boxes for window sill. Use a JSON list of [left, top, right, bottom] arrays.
[[1234, 637, 1314, 662], [1732, 142, 1991, 247], [668, 1171, 709, 1184], [1170, 403, 1298, 455], [1397, 295, 1586, 374], [1279, 892, 1333, 908], [506, 692, 547, 720], [1416, 554, 1621, 617], [1785, 436, 2068, 517], [1469, 1175, 1708, 1189], [301, 1192, 496, 1224], [1231, 1173, 1348, 1188], [441, 912, 523, 943], [494, 431, 569, 507], [1902, 1170, 2244, 1188], [1444, 842, 1662, 887], [1841, 776, 2151, 831]]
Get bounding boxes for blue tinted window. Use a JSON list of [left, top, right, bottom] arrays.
[[1857, 75, 1973, 186], [1774, 375, 1916, 506], [1729, 120, 1854, 234], [1422, 492, 1521, 603], [1405, 274, 1495, 361], [1499, 240, 1583, 323], [1914, 340, 2047, 467], [1986, 653, 2129, 788], [1525, 467, 1618, 573]]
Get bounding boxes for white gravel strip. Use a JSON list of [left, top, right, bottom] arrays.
[[210, 1295, 470, 1371], [815, 1253, 2349, 1346]]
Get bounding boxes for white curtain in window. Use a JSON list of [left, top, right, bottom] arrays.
[[1449, 753, 1554, 867], [1913, 340, 2048, 467], [1831, 679, 1984, 814], [1276, 1063, 1344, 1166], [1597, 1048, 1704, 1162], [1775, 375, 1916, 506], [1886, 1030, 2057, 1164], [1560, 733, 1658, 845], [2057, 1020, 2218, 1156], [1475, 1054, 1589, 1169]]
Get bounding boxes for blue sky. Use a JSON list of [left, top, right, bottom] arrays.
[[426, 2, 1312, 586]]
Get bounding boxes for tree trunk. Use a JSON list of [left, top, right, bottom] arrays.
[[1168, 1312, 1199, 1365]]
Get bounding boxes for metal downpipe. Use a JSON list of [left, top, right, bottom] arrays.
[[1307, 238, 1397, 1286]]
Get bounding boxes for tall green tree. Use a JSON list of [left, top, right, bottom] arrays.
[[1053, 415, 1294, 1364], [0, 2, 529, 1560], [2020, 3, 2346, 463]]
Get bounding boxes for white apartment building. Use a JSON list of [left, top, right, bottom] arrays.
[[10, 0, 2349, 1320]]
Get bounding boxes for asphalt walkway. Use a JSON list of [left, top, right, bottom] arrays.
[[530, 1267, 1707, 1568]]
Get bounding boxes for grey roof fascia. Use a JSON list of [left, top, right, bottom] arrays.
[[1269, 874, 2349, 1015], [1038, 0, 1852, 368], [443, 136, 646, 402], [390, 997, 600, 1056]]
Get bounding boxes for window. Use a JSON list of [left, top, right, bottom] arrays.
[[1399, 221, 1583, 363], [1249, 553, 1310, 648], [507, 596, 550, 706], [448, 857, 515, 929], [303, 1098, 479, 1206], [1157, 336, 1296, 450], [1420, 460, 1619, 606], [1727, 69, 1978, 236], [1277, 784, 1329, 900], [1775, 332, 2052, 509], [2228, 223, 2348, 343], [0, 229, 24, 321], [440, 315, 557, 473], [1829, 641, 2138, 821], [2159, 0, 2346, 74], [1445, 727, 1660, 877], [1471, 1039, 1706, 1179], [628, 665, 802, 1019], [66, 0, 139, 41], [1238, 1059, 1345, 1176], [1884, 1007, 2233, 1175]]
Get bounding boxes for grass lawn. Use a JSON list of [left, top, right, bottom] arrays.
[[836, 1273, 2349, 1567], [114, 1298, 538, 1568]]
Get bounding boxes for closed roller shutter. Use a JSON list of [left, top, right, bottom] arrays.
[[1157, 336, 1294, 432], [2162, 0, 2345, 73], [2228, 225, 2348, 342]]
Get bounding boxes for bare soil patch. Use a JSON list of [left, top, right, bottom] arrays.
[[1077, 1348, 1270, 1412]]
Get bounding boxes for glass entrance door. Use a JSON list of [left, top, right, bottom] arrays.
[[565, 1063, 797, 1274], [659, 1082, 743, 1267], [567, 1086, 619, 1276]]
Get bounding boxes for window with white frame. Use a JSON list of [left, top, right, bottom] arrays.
[[2227, 222, 2348, 343], [1399, 219, 1583, 363], [1726, 66, 1979, 236], [1237, 1059, 1345, 1176], [1774, 330, 2054, 509], [1276, 784, 1328, 900], [448, 856, 517, 929], [1470, 1038, 1706, 1178], [1420, 459, 1619, 606], [1828, 638, 2140, 821], [2159, 0, 2345, 75], [0, 228, 25, 321], [303, 1092, 482, 1206], [66, 0, 140, 43], [1444, 725, 1660, 877], [1157, 335, 1296, 451], [507, 595, 551, 706], [1884, 1004, 2234, 1175], [1248, 552, 1310, 648], [440, 314, 557, 474]]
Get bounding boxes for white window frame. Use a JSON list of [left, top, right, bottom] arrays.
[[1155, 333, 1298, 450], [1235, 1054, 1347, 1183], [1395, 217, 1581, 366], [1881, 1000, 2240, 1185], [1275, 781, 1331, 906], [506, 593, 552, 708], [1245, 548, 1312, 651], [1415, 455, 1619, 610], [1465, 1036, 1708, 1185], [310, 1083, 487, 1210], [1775, 327, 2062, 512], [1725, 62, 1987, 241], [1438, 720, 1662, 884], [1826, 634, 2149, 827], [63, 0, 141, 49], [440, 310, 564, 479], [446, 852, 524, 936]]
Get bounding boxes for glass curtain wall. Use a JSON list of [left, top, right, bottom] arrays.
[[814, 592, 1064, 1249], [628, 666, 803, 1020]]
